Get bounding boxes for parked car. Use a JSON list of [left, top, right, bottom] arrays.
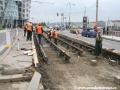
[[59, 26, 65, 30], [81, 29, 100, 38], [70, 29, 80, 34]]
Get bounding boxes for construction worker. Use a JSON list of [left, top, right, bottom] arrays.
[[36, 23, 43, 44], [95, 32, 102, 58], [23, 24, 27, 37], [27, 22, 33, 41], [47, 30, 52, 40], [53, 30, 58, 45]]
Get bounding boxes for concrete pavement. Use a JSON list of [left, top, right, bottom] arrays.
[[102, 35, 120, 42], [0, 30, 43, 90], [0, 31, 33, 90]]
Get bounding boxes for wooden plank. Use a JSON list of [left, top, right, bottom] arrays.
[[32, 45, 39, 67]]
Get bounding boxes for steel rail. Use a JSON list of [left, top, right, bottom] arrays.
[[42, 33, 70, 63]]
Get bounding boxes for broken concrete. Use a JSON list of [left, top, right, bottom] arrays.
[[109, 60, 117, 66], [0, 73, 33, 83], [2, 67, 26, 75], [114, 76, 120, 85], [27, 72, 41, 90], [90, 60, 97, 66]]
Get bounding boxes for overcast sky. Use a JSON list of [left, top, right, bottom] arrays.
[[29, 0, 120, 23]]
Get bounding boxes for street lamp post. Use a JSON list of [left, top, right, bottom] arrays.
[[64, 17, 67, 28], [67, 3, 75, 29], [96, 0, 98, 26]]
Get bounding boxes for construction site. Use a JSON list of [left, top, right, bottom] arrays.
[[0, 29, 120, 90]]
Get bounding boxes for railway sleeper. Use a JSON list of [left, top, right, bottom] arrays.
[[58, 38, 83, 56], [43, 34, 71, 63]]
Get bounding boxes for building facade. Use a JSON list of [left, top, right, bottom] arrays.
[[0, 0, 31, 27]]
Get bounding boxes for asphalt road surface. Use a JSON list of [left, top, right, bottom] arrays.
[[59, 30, 120, 52]]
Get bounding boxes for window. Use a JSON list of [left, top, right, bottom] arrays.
[[26, 9, 28, 12], [23, 4, 25, 8], [23, 0, 25, 3], [23, 14, 25, 17], [26, 4, 28, 7], [5, 2, 7, 6], [23, 9, 25, 12], [0, 1, 3, 5], [0, 6, 3, 10], [26, 14, 28, 17], [19, 8, 21, 12]]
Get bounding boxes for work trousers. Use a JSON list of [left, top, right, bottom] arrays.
[[27, 30, 32, 41], [38, 34, 42, 44], [54, 38, 57, 45], [24, 30, 26, 36]]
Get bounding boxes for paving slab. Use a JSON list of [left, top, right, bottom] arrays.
[[0, 73, 33, 83], [0, 33, 33, 70], [27, 72, 41, 90]]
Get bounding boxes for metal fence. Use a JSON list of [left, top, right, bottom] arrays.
[[103, 30, 120, 37]]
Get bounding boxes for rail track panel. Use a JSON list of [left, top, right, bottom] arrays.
[[57, 38, 83, 56], [42, 34, 70, 63], [33, 33, 48, 63], [58, 34, 95, 53], [58, 33, 120, 63]]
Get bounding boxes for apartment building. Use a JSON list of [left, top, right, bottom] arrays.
[[0, 0, 31, 27]]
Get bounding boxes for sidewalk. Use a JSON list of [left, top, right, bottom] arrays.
[[0, 31, 34, 90], [102, 35, 120, 42]]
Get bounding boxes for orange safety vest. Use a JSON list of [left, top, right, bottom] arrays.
[[53, 32, 58, 38], [37, 26, 42, 34], [48, 31, 52, 37], [27, 23, 32, 31]]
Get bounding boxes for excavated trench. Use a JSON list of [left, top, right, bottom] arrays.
[[35, 34, 120, 90]]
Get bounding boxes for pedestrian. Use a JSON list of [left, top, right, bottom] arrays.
[[24, 24, 27, 37], [47, 30, 52, 40], [36, 23, 43, 44], [95, 32, 102, 58], [53, 30, 58, 45], [27, 22, 33, 41]]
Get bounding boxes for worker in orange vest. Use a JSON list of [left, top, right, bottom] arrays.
[[47, 30, 52, 40], [27, 22, 33, 41], [24, 24, 27, 37], [36, 23, 43, 44], [53, 30, 58, 45]]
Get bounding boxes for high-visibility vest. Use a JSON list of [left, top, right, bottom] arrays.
[[37, 26, 42, 34], [53, 32, 58, 38], [27, 23, 32, 31], [48, 31, 52, 36]]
